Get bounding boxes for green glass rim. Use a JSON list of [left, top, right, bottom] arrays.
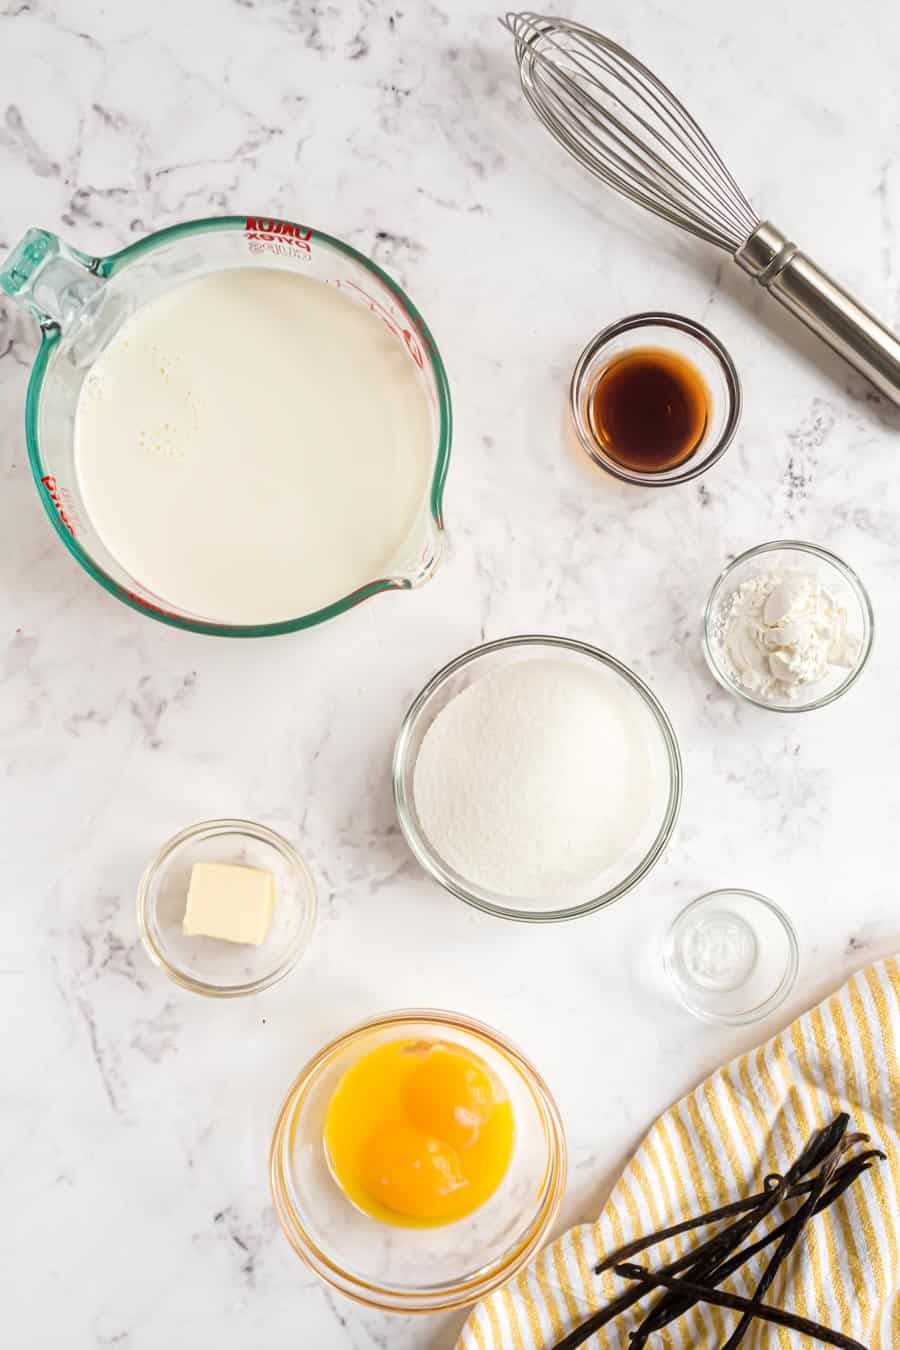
[[24, 214, 452, 637]]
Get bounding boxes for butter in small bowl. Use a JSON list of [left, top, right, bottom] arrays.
[[137, 819, 316, 997], [182, 861, 276, 946]]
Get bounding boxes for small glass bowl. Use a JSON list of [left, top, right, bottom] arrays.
[[137, 819, 317, 996], [269, 1008, 566, 1312], [393, 635, 682, 922], [703, 540, 874, 712], [664, 889, 799, 1025], [569, 311, 741, 485]]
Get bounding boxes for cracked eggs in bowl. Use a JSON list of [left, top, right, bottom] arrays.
[[269, 1009, 566, 1311]]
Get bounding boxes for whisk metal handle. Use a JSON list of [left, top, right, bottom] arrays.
[[736, 222, 900, 405]]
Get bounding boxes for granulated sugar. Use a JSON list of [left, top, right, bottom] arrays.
[[412, 658, 656, 899]]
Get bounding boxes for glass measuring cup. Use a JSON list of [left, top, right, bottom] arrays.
[[0, 216, 452, 636]]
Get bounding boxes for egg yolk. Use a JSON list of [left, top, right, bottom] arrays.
[[361, 1122, 467, 1221], [404, 1044, 495, 1151], [324, 1039, 515, 1227]]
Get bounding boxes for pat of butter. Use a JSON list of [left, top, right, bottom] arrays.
[[182, 862, 275, 945]]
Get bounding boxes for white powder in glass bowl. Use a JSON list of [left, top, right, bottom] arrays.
[[411, 658, 657, 899], [711, 569, 860, 702]]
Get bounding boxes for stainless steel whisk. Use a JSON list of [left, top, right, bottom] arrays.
[[503, 12, 900, 405]]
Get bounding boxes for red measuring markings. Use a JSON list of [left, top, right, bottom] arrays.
[[40, 475, 77, 536], [126, 590, 181, 621], [341, 279, 425, 370], [403, 306, 435, 361], [244, 216, 312, 252]]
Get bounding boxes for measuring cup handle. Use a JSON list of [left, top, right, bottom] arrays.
[[0, 227, 102, 332]]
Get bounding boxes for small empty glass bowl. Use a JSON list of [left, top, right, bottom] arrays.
[[137, 818, 317, 996], [664, 889, 799, 1025], [269, 1009, 566, 1312], [703, 540, 874, 712], [393, 635, 682, 922], [569, 311, 741, 485]]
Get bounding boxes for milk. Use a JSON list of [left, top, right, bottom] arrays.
[[74, 267, 433, 624]]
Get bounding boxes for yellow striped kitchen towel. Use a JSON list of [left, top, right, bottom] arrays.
[[458, 956, 899, 1350]]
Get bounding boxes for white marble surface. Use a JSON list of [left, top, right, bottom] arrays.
[[2, 1, 899, 1346]]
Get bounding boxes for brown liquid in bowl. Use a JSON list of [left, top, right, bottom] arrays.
[[587, 346, 710, 473]]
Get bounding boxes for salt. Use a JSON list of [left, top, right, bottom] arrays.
[[412, 658, 657, 899]]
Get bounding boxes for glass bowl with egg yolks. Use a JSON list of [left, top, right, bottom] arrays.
[[269, 1009, 566, 1312]]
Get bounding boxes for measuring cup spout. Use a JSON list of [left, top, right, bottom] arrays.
[[0, 227, 102, 332], [401, 512, 445, 588]]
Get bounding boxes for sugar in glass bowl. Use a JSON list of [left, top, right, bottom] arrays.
[[393, 635, 683, 922]]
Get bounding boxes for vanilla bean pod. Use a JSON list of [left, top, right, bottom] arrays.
[[592, 1162, 874, 1275], [614, 1263, 866, 1350], [718, 1137, 855, 1350], [627, 1131, 854, 1346], [595, 1115, 853, 1276], [546, 1160, 866, 1350], [548, 1116, 877, 1350], [628, 1122, 862, 1345], [631, 1150, 883, 1343], [592, 1177, 782, 1274]]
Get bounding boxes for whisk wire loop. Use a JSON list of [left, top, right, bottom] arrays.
[[502, 11, 758, 252], [501, 10, 900, 405]]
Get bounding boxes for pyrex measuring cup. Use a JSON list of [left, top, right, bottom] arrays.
[[0, 216, 451, 636]]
